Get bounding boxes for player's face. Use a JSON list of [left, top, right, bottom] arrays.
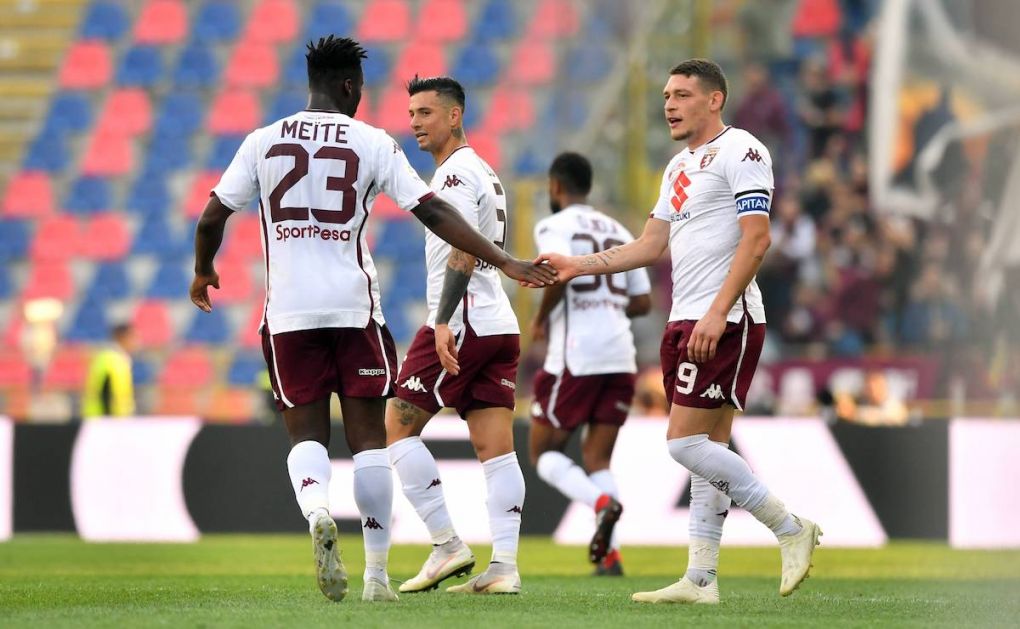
[[409, 91, 456, 153], [663, 74, 717, 142]]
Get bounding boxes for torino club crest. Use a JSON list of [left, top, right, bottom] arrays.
[[700, 147, 719, 169]]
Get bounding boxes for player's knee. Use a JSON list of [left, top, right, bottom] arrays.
[[667, 433, 710, 470], [535, 450, 571, 482], [581, 445, 612, 474]]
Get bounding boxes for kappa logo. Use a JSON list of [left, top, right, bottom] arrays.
[[358, 368, 385, 376], [500, 378, 516, 390], [506, 505, 523, 514], [710, 479, 731, 495], [363, 517, 384, 530], [300, 477, 319, 491], [401, 376, 427, 393], [442, 174, 464, 189], [614, 401, 631, 413], [427, 478, 442, 489], [700, 384, 725, 400], [531, 401, 544, 418], [741, 148, 763, 163]]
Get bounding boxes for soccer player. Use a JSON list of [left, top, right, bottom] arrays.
[[528, 152, 651, 576], [535, 59, 822, 604], [190, 38, 554, 604], [384, 76, 524, 595]]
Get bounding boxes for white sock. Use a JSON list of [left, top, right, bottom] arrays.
[[388, 436, 456, 544], [667, 435, 801, 538], [685, 453, 731, 586], [588, 469, 621, 553], [536, 451, 602, 507], [353, 449, 393, 582], [482, 451, 525, 565], [287, 440, 331, 531]]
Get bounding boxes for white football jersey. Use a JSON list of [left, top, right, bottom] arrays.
[[213, 110, 434, 334], [649, 126, 773, 324], [424, 146, 519, 336], [534, 205, 651, 376]]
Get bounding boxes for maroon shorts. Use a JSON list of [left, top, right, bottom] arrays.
[[531, 369, 636, 431], [395, 325, 520, 418], [660, 318, 765, 410], [261, 321, 398, 411]]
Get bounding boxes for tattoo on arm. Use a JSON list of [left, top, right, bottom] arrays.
[[436, 248, 476, 325]]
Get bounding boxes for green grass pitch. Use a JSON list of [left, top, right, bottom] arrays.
[[1, 535, 1018, 627]]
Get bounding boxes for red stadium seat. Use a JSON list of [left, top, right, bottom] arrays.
[[481, 83, 535, 132], [42, 345, 89, 391], [525, 0, 579, 39], [154, 387, 202, 415], [358, 0, 411, 42], [186, 171, 224, 218], [3, 171, 54, 217], [81, 131, 134, 176], [394, 42, 446, 82], [134, 0, 188, 44], [160, 346, 214, 389], [95, 88, 152, 137], [211, 260, 254, 304], [239, 300, 264, 347], [224, 43, 279, 88], [132, 300, 173, 348], [208, 90, 262, 134], [793, 0, 842, 38], [222, 215, 264, 262], [80, 213, 131, 260], [376, 80, 413, 134], [29, 215, 81, 261], [355, 88, 375, 127], [206, 387, 257, 422], [371, 194, 404, 220], [468, 131, 501, 172], [245, 0, 300, 44], [0, 353, 32, 389], [416, 0, 467, 43], [22, 262, 74, 301], [59, 41, 112, 89], [508, 40, 555, 85]]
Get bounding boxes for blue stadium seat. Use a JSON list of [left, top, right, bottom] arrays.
[[513, 146, 553, 177], [193, 1, 241, 43], [79, 1, 129, 41], [183, 307, 231, 344], [173, 45, 220, 89], [207, 135, 245, 169], [115, 46, 164, 87], [133, 217, 188, 258], [565, 44, 612, 84], [362, 45, 390, 87], [0, 266, 11, 299], [303, 2, 354, 43], [399, 135, 435, 175], [265, 91, 306, 123], [146, 262, 190, 298], [87, 262, 132, 300], [453, 43, 500, 87], [283, 46, 309, 89], [126, 174, 173, 216], [381, 306, 412, 344], [43, 92, 93, 135], [142, 132, 192, 175], [0, 220, 31, 261], [65, 299, 109, 342], [65, 176, 112, 214], [374, 218, 424, 262], [154, 93, 203, 137], [227, 351, 265, 386], [541, 90, 588, 132], [23, 135, 69, 172], [132, 358, 155, 386], [474, 0, 516, 41]]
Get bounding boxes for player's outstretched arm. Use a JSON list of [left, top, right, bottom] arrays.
[[433, 249, 476, 375], [535, 217, 670, 283], [190, 195, 233, 312], [412, 196, 557, 287]]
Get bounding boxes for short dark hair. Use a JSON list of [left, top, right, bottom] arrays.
[[670, 58, 728, 108], [406, 75, 466, 110], [549, 152, 593, 196], [306, 35, 367, 89], [111, 323, 132, 340]]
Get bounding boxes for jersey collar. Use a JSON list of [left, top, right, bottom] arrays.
[[687, 125, 732, 153]]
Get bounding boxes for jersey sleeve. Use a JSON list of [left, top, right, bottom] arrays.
[[725, 135, 774, 217], [533, 218, 571, 255], [374, 131, 435, 211], [212, 131, 260, 211], [649, 155, 681, 222]]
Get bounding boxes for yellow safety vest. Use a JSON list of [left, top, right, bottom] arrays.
[[82, 347, 135, 418]]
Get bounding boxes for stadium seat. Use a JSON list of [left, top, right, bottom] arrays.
[[65, 299, 109, 342], [265, 91, 305, 123], [59, 41, 112, 89], [542, 88, 587, 132], [0, 220, 30, 261], [376, 81, 413, 134], [183, 307, 231, 344], [142, 132, 193, 176], [362, 44, 391, 87], [86, 262, 132, 300], [43, 92, 93, 135], [153, 388, 203, 416], [792, 0, 842, 38], [22, 136, 70, 173], [29, 215, 80, 261], [473, 0, 516, 41], [358, 0, 411, 42], [394, 42, 447, 81], [481, 84, 535, 132], [132, 300, 174, 348], [208, 260, 254, 304], [239, 301, 265, 347], [526, 0, 580, 39], [154, 92, 203, 137], [245, 0, 300, 44], [0, 354, 32, 389], [115, 45, 164, 88], [468, 132, 501, 171], [22, 261, 73, 300], [146, 261, 190, 299], [126, 175, 173, 216], [64, 176, 112, 215], [132, 358, 155, 386], [508, 40, 555, 85], [3, 171, 55, 217], [95, 88, 152, 137], [374, 219, 423, 261], [186, 171, 225, 217], [80, 131, 134, 176], [80, 213, 132, 261], [303, 2, 354, 43], [42, 346, 89, 391], [227, 351, 265, 386], [132, 216, 186, 258], [452, 43, 501, 87], [79, 2, 130, 41], [513, 145, 553, 177], [0, 266, 12, 300], [134, 0, 188, 44], [160, 347, 214, 389], [173, 45, 220, 88], [206, 135, 245, 169], [564, 43, 612, 84], [208, 90, 261, 134], [206, 388, 257, 423], [399, 135, 435, 174], [416, 0, 468, 43], [282, 46, 309, 89], [193, 1, 241, 42], [224, 43, 279, 88], [222, 215, 263, 261]]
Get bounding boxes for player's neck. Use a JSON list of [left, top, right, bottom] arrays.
[[431, 133, 468, 166], [305, 92, 353, 116], [686, 119, 726, 151], [560, 195, 587, 210]]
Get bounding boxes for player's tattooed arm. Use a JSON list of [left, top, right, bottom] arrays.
[[436, 249, 476, 325]]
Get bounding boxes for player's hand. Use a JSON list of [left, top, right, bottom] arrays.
[[689, 311, 726, 363], [501, 257, 557, 288], [435, 324, 460, 375], [532, 252, 582, 284], [530, 317, 547, 343], [190, 272, 220, 312]]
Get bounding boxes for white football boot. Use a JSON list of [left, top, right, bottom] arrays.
[[778, 515, 822, 596], [631, 576, 720, 604], [310, 511, 348, 602], [362, 577, 399, 602], [399, 540, 476, 593], [446, 562, 521, 595]]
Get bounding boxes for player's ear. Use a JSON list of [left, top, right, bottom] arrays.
[[450, 105, 462, 128]]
